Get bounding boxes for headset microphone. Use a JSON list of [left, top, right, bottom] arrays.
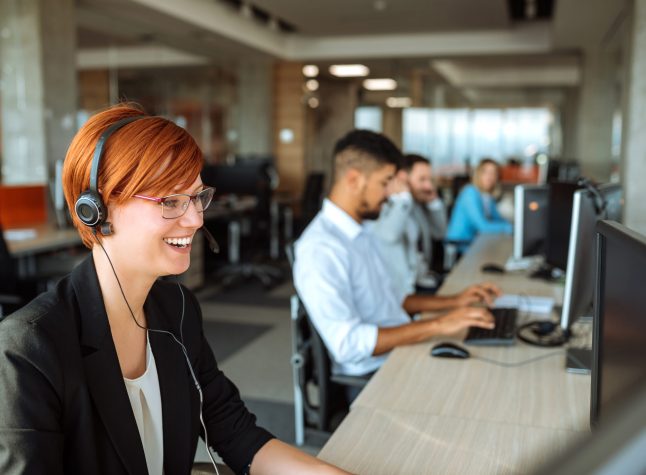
[[202, 227, 220, 254]]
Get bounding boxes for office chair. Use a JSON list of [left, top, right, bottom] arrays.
[[289, 294, 368, 445], [0, 227, 38, 318], [285, 243, 368, 445], [202, 161, 283, 289], [293, 172, 325, 238]]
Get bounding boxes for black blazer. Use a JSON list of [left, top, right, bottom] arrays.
[[0, 256, 273, 474]]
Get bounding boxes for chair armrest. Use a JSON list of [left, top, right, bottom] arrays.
[[330, 374, 370, 388]]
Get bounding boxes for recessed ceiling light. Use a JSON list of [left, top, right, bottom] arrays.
[[374, 0, 387, 11], [386, 96, 412, 108], [329, 64, 370, 77], [307, 97, 320, 108], [363, 78, 397, 91], [305, 79, 319, 91], [302, 65, 319, 77]]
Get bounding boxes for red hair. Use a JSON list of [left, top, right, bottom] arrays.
[[63, 103, 203, 248]]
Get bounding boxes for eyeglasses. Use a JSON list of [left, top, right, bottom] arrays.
[[130, 187, 215, 219]]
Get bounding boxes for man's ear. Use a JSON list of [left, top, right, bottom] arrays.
[[345, 167, 367, 194]]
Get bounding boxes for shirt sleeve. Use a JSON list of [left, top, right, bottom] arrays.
[[294, 239, 379, 365], [426, 198, 448, 239], [187, 293, 274, 475], [372, 191, 414, 243], [0, 319, 65, 475]]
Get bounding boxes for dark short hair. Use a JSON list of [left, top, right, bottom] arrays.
[[402, 153, 431, 172], [333, 130, 402, 179]]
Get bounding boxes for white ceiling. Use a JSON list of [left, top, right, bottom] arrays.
[[73, 0, 629, 101], [250, 0, 510, 36]]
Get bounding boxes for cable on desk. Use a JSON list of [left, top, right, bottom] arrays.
[[472, 350, 563, 368]]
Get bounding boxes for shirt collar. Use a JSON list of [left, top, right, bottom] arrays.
[[322, 198, 363, 241]]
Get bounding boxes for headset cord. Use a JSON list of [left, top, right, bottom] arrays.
[[98, 241, 220, 475]]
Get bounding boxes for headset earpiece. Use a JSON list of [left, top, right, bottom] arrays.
[[74, 116, 144, 234]]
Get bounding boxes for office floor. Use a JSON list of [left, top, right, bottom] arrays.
[[192, 271, 327, 467]]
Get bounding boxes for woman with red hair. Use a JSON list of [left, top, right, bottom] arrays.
[[0, 104, 349, 475]]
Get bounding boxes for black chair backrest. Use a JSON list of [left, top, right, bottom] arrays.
[[0, 226, 18, 294], [301, 173, 325, 223]]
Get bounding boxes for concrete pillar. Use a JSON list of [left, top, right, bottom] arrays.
[[236, 60, 272, 156], [0, 0, 77, 185], [576, 49, 617, 181], [620, 0, 646, 235], [560, 88, 580, 159]]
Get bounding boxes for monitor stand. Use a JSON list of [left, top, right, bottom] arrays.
[[530, 264, 564, 281], [565, 347, 591, 374]]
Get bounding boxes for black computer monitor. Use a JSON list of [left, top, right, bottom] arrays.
[[560, 184, 623, 331], [544, 182, 581, 270], [512, 184, 549, 259], [591, 220, 646, 427]]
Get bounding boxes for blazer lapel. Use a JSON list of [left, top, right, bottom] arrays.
[[146, 290, 194, 475], [73, 257, 149, 475]]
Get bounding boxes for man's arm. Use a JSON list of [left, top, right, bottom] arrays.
[[250, 439, 352, 475], [401, 282, 502, 314], [372, 306, 494, 356]]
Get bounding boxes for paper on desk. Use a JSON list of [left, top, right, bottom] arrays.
[[4, 228, 37, 241], [493, 294, 554, 315]]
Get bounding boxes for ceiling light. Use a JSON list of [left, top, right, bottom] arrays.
[[305, 79, 319, 91], [386, 97, 412, 108], [329, 64, 370, 77], [240, 2, 253, 18], [363, 78, 397, 91], [307, 97, 320, 108], [302, 65, 319, 77], [374, 0, 387, 11]]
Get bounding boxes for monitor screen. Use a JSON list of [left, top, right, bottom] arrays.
[[545, 182, 581, 270], [591, 221, 646, 426], [560, 184, 623, 331], [513, 185, 549, 259]]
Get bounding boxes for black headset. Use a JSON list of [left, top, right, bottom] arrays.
[[577, 177, 607, 217], [74, 116, 144, 236]]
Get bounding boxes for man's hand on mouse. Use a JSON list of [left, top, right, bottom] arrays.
[[454, 283, 502, 307], [434, 307, 495, 335]]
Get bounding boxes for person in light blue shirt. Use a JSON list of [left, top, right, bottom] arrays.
[[446, 158, 512, 250], [294, 130, 499, 378]]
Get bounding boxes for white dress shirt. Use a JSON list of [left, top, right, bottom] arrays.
[[294, 199, 411, 376], [123, 335, 164, 475]]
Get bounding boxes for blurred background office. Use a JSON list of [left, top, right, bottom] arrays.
[[2, 0, 646, 461]]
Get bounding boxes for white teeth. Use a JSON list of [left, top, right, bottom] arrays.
[[164, 236, 192, 247]]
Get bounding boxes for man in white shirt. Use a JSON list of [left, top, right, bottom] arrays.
[[371, 154, 447, 297], [294, 130, 497, 378]]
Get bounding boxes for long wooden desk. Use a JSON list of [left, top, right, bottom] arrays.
[[318, 235, 591, 474], [5, 224, 82, 258]]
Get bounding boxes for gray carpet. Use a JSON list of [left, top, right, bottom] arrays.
[[202, 281, 290, 309], [202, 320, 272, 362]]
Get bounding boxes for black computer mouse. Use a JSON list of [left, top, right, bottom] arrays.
[[430, 342, 470, 359], [481, 263, 506, 274]]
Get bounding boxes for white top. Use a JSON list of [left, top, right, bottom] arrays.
[[123, 335, 164, 475], [294, 199, 411, 376]]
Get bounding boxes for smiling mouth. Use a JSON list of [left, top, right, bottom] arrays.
[[163, 237, 192, 248]]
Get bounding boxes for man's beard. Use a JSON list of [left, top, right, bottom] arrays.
[[357, 195, 386, 221]]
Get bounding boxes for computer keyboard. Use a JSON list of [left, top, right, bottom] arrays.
[[464, 307, 518, 346]]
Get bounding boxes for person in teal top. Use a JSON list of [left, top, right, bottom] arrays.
[[446, 158, 512, 250]]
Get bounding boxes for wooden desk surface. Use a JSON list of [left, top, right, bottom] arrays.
[[320, 235, 590, 472], [318, 406, 584, 475], [5, 224, 82, 257]]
